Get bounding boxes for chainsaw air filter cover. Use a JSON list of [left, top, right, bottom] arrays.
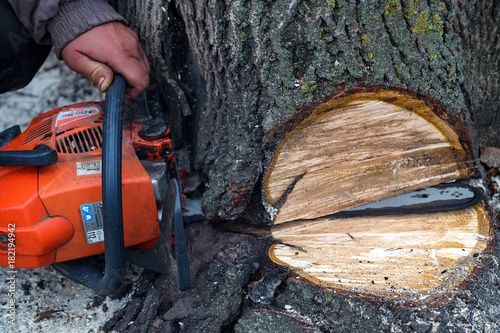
[[0, 102, 163, 268]]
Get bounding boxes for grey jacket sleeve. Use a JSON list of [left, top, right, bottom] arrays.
[[6, 0, 126, 56]]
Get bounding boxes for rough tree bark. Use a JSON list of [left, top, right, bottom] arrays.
[[115, 0, 500, 222], [103, 0, 500, 332]]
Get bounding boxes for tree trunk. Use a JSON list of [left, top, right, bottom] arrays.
[[103, 0, 500, 332], [115, 0, 500, 222]]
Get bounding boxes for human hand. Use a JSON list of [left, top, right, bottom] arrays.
[[61, 22, 150, 99]]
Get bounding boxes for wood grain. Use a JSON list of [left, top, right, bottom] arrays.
[[264, 89, 491, 306], [269, 205, 491, 304], [263, 91, 472, 224]]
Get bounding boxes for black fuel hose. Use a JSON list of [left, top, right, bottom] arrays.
[[54, 74, 126, 295]]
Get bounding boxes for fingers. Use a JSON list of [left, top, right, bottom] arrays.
[[122, 37, 150, 99], [61, 50, 115, 93], [116, 54, 150, 99], [60, 22, 150, 99]]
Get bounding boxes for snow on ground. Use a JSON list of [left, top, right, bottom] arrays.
[[0, 54, 126, 333]]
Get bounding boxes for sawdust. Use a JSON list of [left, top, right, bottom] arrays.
[[1, 266, 130, 333]]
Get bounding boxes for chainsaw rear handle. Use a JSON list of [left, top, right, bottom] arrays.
[[0, 125, 58, 166], [0, 147, 57, 166], [54, 74, 127, 295]]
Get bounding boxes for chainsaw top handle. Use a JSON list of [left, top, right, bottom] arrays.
[[54, 74, 127, 295]]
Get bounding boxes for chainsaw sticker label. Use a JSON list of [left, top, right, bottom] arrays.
[[76, 160, 102, 176], [80, 202, 104, 244], [55, 106, 100, 128]]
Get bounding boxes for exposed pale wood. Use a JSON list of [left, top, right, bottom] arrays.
[[263, 90, 474, 224], [269, 205, 492, 305], [262, 88, 491, 306]]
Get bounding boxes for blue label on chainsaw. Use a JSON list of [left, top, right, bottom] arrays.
[[80, 202, 104, 244]]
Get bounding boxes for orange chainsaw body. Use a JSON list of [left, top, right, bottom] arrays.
[[0, 102, 172, 268]]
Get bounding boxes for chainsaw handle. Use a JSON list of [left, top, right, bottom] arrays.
[[54, 74, 127, 295], [99, 73, 127, 294], [0, 148, 57, 166], [0, 125, 58, 166]]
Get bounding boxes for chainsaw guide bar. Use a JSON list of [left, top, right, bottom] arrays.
[[333, 183, 481, 218]]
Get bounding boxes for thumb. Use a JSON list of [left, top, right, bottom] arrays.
[[62, 51, 114, 92], [90, 63, 114, 93]]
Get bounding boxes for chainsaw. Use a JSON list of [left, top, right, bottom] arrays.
[[0, 75, 482, 295], [0, 75, 192, 294]]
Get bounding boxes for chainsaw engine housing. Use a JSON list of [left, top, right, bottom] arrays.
[[0, 102, 173, 268]]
